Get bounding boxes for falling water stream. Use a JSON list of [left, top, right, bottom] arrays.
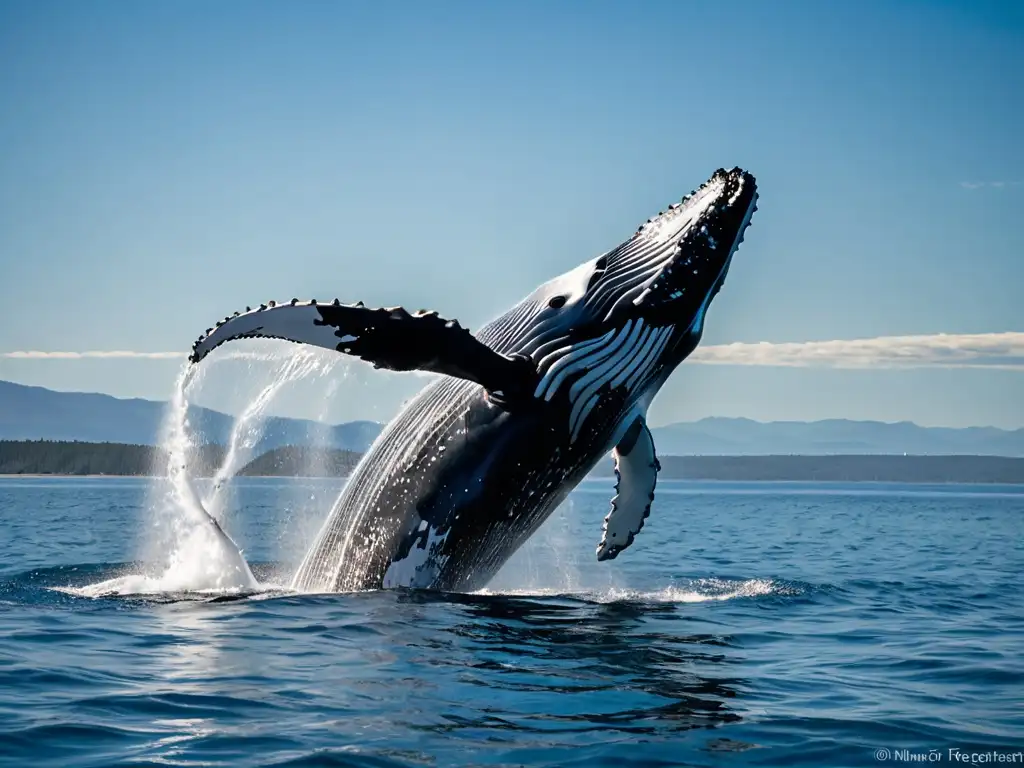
[[202, 351, 335, 520], [71, 347, 344, 597]]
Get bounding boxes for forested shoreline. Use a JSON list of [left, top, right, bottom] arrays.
[[2, 440, 1022, 483], [0, 441, 360, 478]]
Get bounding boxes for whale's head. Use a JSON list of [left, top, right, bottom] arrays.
[[598, 167, 756, 342], [502, 168, 757, 441]]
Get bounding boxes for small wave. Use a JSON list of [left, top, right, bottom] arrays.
[[476, 577, 798, 604]]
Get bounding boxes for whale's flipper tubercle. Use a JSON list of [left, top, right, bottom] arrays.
[[597, 415, 660, 562], [189, 301, 536, 405]]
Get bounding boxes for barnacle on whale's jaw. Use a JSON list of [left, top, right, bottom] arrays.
[[598, 168, 757, 331]]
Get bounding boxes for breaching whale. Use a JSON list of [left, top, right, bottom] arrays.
[[188, 167, 758, 592]]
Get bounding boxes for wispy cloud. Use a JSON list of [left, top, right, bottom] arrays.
[[3, 332, 1024, 370], [960, 181, 1021, 190], [0, 351, 182, 359], [691, 332, 1024, 370]]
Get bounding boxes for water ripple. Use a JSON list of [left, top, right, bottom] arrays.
[[1, 478, 1022, 766]]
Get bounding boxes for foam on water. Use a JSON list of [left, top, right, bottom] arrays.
[[57, 566, 277, 600], [476, 577, 788, 604]]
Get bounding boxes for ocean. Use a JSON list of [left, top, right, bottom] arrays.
[[1, 476, 1021, 767]]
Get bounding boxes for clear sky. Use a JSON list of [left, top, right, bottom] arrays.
[[1, 0, 1022, 428]]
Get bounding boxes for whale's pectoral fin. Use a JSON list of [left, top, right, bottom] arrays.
[[597, 415, 660, 562], [189, 301, 536, 404]]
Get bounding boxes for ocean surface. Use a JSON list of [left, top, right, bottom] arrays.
[[1, 476, 1022, 767]]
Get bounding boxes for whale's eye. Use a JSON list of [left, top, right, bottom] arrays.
[[594, 256, 607, 270], [548, 295, 567, 309]]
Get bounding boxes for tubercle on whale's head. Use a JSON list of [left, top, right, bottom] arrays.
[[583, 168, 758, 340]]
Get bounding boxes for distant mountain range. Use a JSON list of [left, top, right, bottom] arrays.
[[649, 417, 1024, 457], [2, 379, 1022, 457], [0, 380, 380, 454]]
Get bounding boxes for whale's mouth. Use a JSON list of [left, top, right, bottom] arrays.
[[586, 168, 758, 327]]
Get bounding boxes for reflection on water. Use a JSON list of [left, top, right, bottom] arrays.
[[84, 584, 747, 760], [398, 591, 743, 736]]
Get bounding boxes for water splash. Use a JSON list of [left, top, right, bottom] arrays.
[[139, 363, 259, 593], [203, 349, 334, 520], [484, 495, 794, 604], [65, 340, 385, 598], [276, 375, 345, 573], [127, 347, 347, 597], [486, 494, 622, 596], [75, 361, 260, 597], [487, 499, 589, 594]]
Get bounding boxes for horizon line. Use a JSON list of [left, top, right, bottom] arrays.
[[2, 331, 1023, 370]]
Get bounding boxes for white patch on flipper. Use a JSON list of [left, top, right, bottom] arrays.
[[193, 304, 342, 362], [597, 419, 659, 561], [381, 525, 449, 589]]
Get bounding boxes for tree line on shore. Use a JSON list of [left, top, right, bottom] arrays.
[[1, 440, 1022, 483], [0, 440, 361, 478]]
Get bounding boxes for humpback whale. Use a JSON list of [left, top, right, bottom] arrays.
[[188, 167, 758, 592]]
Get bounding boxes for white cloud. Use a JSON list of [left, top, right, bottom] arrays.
[[960, 181, 1021, 190], [691, 332, 1024, 370], [3, 332, 1024, 370], [0, 351, 182, 359]]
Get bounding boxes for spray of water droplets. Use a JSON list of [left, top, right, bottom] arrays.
[[70, 344, 348, 597]]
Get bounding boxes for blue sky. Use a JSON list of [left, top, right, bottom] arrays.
[[1, 0, 1022, 428]]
